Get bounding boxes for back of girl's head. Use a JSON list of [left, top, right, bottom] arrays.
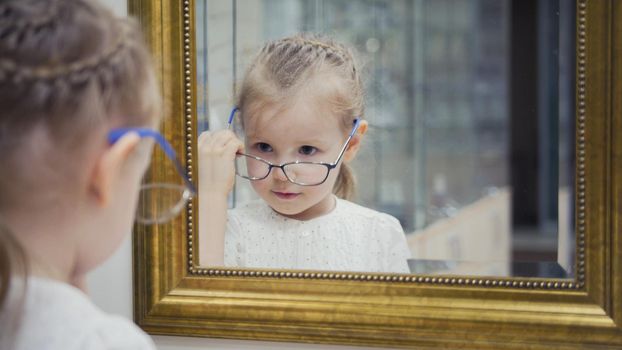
[[0, 1, 158, 343], [236, 34, 364, 199], [0, 0, 160, 211]]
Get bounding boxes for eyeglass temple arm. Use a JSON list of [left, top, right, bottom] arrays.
[[227, 107, 239, 130], [332, 118, 361, 165], [108, 128, 197, 194]]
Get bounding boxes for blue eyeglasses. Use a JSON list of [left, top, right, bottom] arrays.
[[108, 128, 196, 224], [227, 107, 360, 186]]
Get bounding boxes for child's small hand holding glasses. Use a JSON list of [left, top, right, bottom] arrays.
[[197, 127, 245, 198]]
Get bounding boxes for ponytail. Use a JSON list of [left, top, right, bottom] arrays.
[[0, 220, 28, 348], [0, 220, 26, 308], [333, 163, 356, 200]]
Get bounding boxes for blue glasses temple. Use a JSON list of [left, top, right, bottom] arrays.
[[107, 128, 197, 194], [228, 107, 239, 126]]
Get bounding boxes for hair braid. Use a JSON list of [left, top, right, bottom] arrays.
[[299, 37, 357, 75], [0, 0, 61, 35], [0, 19, 129, 86], [0, 0, 159, 207]]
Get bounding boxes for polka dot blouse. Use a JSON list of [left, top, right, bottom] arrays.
[[224, 196, 411, 273]]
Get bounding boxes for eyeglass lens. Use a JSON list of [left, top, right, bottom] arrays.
[[235, 154, 329, 186], [136, 183, 192, 224]]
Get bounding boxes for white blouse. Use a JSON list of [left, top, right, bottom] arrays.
[[8, 277, 155, 350], [224, 196, 411, 273]]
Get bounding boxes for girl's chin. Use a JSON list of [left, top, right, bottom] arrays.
[[270, 203, 305, 216], [261, 191, 334, 220], [265, 200, 309, 219]]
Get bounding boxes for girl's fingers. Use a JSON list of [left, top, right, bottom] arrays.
[[206, 130, 235, 147], [222, 134, 245, 154], [198, 129, 243, 158]]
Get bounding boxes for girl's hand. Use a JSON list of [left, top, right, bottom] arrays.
[[198, 130, 244, 197]]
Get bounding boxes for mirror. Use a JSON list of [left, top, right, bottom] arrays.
[[195, 0, 576, 278], [129, 0, 622, 348]]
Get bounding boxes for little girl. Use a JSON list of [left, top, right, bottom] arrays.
[[199, 34, 411, 273], [0, 0, 163, 348]]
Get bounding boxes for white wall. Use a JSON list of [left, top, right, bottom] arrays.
[[90, 1, 392, 349]]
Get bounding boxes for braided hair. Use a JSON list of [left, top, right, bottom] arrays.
[[236, 34, 365, 200], [0, 0, 159, 344], [0, 0, 159, 207]]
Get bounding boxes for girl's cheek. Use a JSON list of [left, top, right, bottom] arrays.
[[251, 180, 268, 193]]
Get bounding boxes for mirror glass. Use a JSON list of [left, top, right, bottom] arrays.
[[195, 0, 576, 278]]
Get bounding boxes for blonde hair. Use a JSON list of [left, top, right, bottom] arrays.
[[0, 221, 27, 348], [236, 34, 365, 200], [0, 0, 160, 342]]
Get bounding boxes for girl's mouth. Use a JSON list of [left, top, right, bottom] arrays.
[[272, 191, 300, 200]]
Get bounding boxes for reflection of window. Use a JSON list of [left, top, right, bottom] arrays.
[[195, 1, 574, 251]]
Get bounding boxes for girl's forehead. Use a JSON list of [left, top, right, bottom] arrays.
[[245, 99, 342, 133]]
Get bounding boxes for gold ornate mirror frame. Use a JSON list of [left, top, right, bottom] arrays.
[[128, 0, 622, 348]]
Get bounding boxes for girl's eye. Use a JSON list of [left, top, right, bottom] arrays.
[[299, 145, 317, 156], [256, 142, 273, 153]]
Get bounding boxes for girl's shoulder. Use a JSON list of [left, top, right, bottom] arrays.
[[336, 198, 403, 231], [14, 277, 155, 350]]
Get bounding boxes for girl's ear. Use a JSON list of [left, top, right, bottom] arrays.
[[89, 133, 141, 207], [344, 120, 368, 162]]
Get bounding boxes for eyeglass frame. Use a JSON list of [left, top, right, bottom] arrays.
[[107, 127, 197, 224], [227, 107, 361, 186]]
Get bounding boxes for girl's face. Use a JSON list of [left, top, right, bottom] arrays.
[[242, 99, 349, 220]]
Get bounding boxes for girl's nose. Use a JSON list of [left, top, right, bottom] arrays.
[[272, 167, 289, 182]]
